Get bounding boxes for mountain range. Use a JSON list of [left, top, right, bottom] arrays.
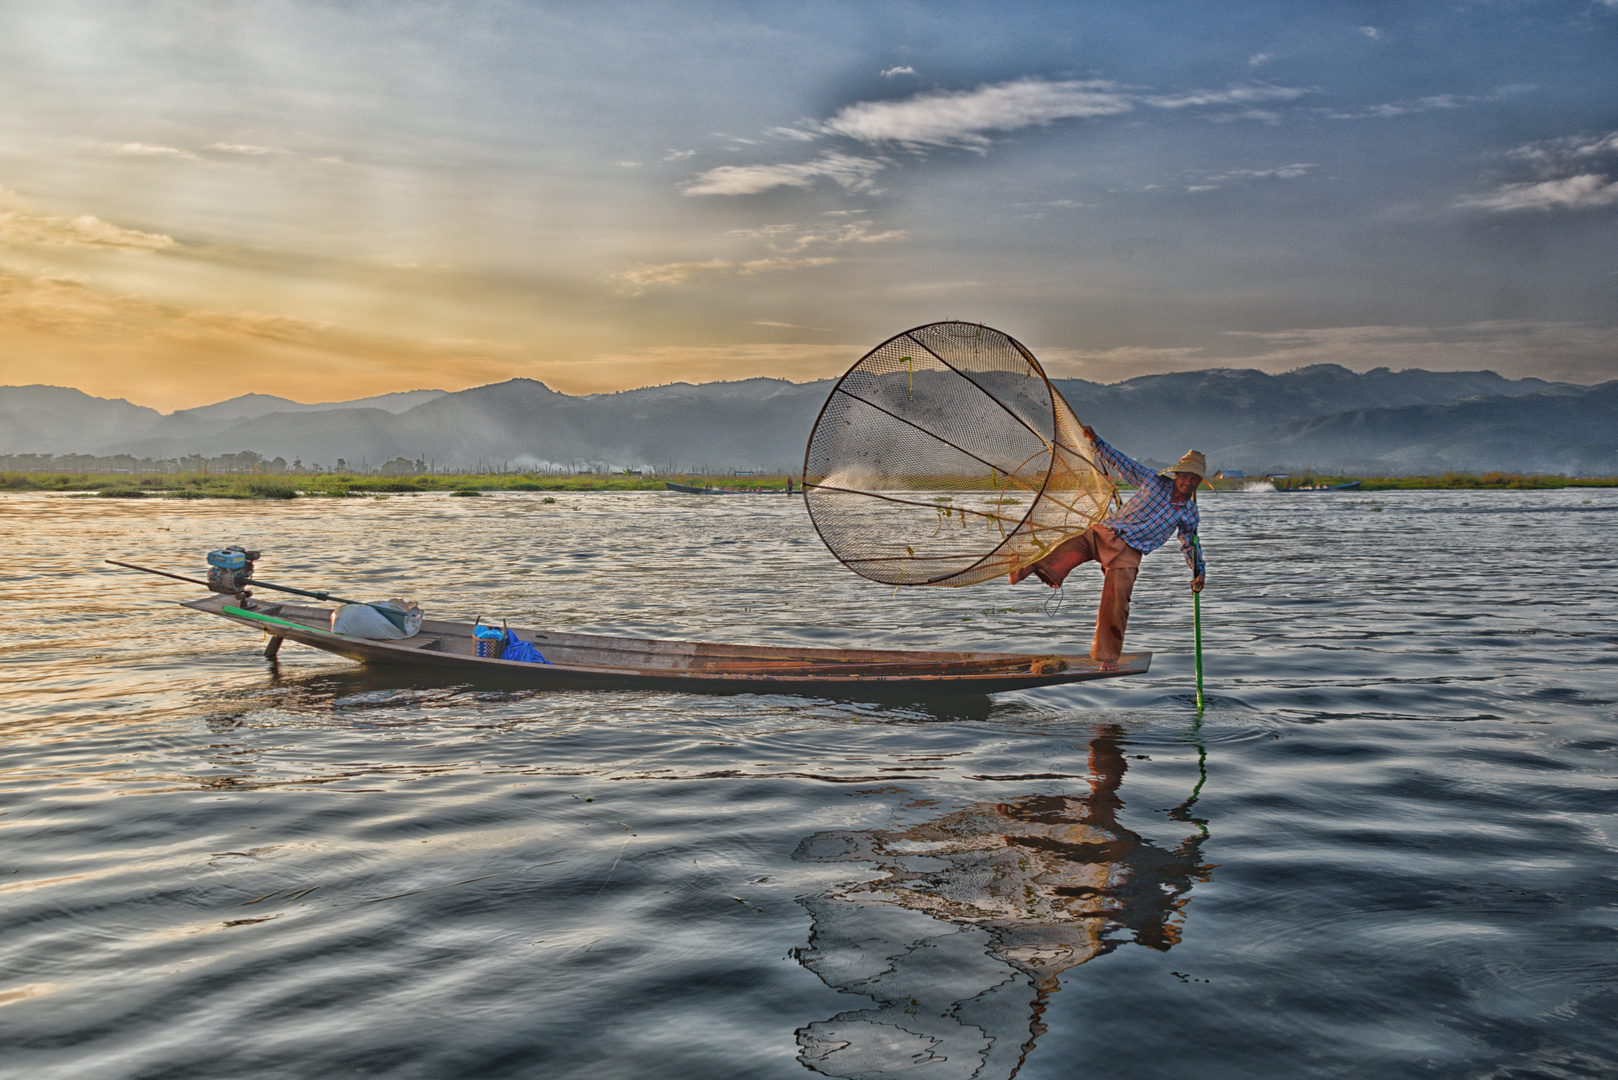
[[1, 366, 1611, 476]]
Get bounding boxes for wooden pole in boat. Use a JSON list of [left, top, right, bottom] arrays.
[[104, 559, 213, 589], [108, 559, 386, 610], [1191, 533, 1205, 713], [105, 559, 412, 631]]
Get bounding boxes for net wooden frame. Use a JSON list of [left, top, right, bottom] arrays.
[[803, 321, 1116, 587]]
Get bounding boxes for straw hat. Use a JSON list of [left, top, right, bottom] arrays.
[[1160, 450, 1207, 480]]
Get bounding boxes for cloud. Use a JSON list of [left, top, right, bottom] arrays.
[[1326, 85, 1530, 121], [683, 77, 1310, 197], [681, 151, 887, 196], [547, 343, 858, 390], [663, 148, 696, 161], [0, 271, 327, 349], [737, 257, 837, 275], [609, 258, 728, 292], [1249, 53, 1271, 67], [1506, 130, 1618, 167], [1358, 26, 1381, 39], [724, 220, 907, 252], [1142, 84, 1307, 110], [1460, 129, 1618, 212], [752, 320, 833, 330], [608, 256, 836, 295], [0, 268, 163, 339], [818, 78, 1134, 148], [175, 309, 335, 342], [1037, 344, 1210, 379], [1183, 163, 1317, 191], [880, 66, 915, 77], [0, 201, 176, 252], [1327, 95, 1462, 120], [1457, 173, 1618, 212], [1209, 109, 1282, 124], [205, 142, 343, 164], [109, 143, 195, 158], [1218, 163, 1316, 180]]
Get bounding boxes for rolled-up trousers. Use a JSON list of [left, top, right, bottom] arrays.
[[1028, 525, 1143, 661]]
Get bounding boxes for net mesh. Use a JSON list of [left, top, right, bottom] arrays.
[[803, 321, 1116, 587]]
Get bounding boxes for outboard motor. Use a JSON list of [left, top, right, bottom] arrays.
[[206, 546, 261, 598]]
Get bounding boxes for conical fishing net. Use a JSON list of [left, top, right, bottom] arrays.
[[803, 321, 1116, 587]]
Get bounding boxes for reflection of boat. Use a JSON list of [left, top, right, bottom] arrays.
[[792, 725, 1210, 1079], [173, 593, 1150, 696], [664, 480, 787, 494]]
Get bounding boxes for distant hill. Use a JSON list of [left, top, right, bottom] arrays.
[[169, 388, 446, 420], [1048, 365, 1568, 465], [172, 389, 447, 421], [0, 386, 161, 455], [1, 367, 1612, 475], [1216, 381, 1618, 476]]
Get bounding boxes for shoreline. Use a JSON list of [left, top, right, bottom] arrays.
[[5, 471, 1614, 500]]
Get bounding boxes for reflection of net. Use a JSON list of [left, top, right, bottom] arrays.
[[804, 321, 1114, 587]]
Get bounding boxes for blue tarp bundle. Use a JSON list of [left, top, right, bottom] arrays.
[[501, 633, 550, 665], [473, 622, 550, 664]]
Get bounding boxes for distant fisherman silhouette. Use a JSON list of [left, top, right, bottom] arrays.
[[1011, 426, 1207, 665]]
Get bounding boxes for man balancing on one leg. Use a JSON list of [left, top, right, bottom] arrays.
[[1011, 426, 1207, 667]]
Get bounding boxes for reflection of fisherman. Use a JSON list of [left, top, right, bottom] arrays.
[[792, 726, 1210, 1080], [1011, 426, 1207, 664]]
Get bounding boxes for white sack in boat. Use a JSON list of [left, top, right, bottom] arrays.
[[331, 599, 422, 639]]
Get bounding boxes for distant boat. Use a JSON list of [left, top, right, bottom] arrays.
[[665, 480, 790, 494], [1274, 479, 1361, 492]]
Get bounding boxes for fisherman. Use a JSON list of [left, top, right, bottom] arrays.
[[1011, 425, 1206, 665]]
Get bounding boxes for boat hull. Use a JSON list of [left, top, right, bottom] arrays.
[[181, 594, 1149, 697], [664, 481, 785, 494]]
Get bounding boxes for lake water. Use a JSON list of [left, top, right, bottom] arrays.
[[2, 488, 1615, 1079]]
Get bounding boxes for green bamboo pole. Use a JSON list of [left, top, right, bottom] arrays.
[[1192, 533, 1205, 712]]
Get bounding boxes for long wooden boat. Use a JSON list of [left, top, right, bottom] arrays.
[[181, 592, 1150, 696], [664, 481, 787, 495]]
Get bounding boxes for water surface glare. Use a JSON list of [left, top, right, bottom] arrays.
[[2, 489, 1615, 1079]]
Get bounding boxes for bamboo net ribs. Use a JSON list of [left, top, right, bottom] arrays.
[[803, 321, 1116, 587]]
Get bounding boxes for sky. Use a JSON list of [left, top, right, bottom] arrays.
[[0, 0, 1615, 411]]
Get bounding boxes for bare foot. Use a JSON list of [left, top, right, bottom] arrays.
[[1092, 658, 1119, 671]]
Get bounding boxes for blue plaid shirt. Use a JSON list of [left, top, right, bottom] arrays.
[[1094, 438, 1205, 578]]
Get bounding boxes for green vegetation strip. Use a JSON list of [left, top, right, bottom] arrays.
[[3, 470, 1614, 499], [1, 472, 796, 497], [223, 605, 336, 634]]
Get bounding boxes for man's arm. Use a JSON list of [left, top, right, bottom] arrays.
[[1081, 426, 1159, 489]]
